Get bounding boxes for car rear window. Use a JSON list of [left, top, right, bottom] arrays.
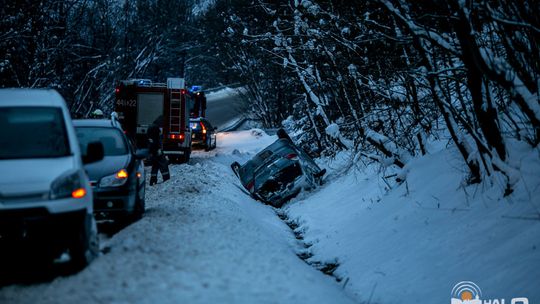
[[0, 107, 70, 159], [190, 121, 201, 131], [75, 127, 128, 156]]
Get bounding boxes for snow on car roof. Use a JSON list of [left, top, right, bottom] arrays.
[[0, 89, 66, 107]]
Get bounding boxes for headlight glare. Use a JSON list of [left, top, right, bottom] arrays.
[[50, 170, 84, 200], [99, 169, 129, 187]]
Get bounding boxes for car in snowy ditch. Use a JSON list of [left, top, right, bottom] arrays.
[[231, 129, 326, 207], [0, 89, 103, 270], [73, 117, 148, 223]]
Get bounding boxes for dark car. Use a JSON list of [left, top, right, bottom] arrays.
[[190, 117, 217, 151], [231, 129, 326, 208], [73, 119, 147, 222]]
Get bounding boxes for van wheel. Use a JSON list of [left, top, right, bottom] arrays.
[[69, 214, 99, 272]]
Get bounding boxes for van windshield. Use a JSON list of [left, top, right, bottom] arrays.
[[0, 107, 71, 159]]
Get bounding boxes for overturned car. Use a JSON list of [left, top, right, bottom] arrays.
[[231, 129, 326, 207]]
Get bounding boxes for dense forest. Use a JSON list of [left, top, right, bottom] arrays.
[[1, 0, 539, 193]]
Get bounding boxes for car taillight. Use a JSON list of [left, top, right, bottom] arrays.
[[71, 188, 86, 199], [285, 153, 298, 160], [246, 180, 254, 191]]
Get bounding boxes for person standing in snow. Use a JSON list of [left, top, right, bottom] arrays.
[[148, 116, 170, 186]]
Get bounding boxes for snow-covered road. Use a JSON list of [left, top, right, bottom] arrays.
[[0, 130, 355, 304]]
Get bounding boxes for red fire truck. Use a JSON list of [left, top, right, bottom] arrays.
[[114, 78, 193, 163]]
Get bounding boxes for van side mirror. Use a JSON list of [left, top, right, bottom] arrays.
[[83, 141, 104, 164]]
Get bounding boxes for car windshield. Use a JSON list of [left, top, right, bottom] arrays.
[[0, 107, 70, 159], [76, 127, 128, 156]]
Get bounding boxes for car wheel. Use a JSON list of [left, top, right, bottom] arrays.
[[231, 162, 241, 177], [204, 136, 211, 151], [277, 128, 292, 141], [132, 183, 146, 221], [69, 214, 99, 272]]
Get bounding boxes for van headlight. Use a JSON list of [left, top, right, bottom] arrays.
[[50, 170, 87, 200], [99, 169, 129, 187]]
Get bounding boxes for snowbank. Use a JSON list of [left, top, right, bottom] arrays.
[[285, 142, 540, 303]]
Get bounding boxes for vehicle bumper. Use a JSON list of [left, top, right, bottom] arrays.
[[0, 208, 87, 257], [92, 187, 136, 220]]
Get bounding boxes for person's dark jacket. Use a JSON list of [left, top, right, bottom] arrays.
[[147, 123, 161, 155]]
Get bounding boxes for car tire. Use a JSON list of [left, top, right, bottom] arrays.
[[277, 128, 292, 141], [132, 183, 146, 221], [231, 162, 241, 177], [69, 214, 99, 272], [204, 137, 211, 151]]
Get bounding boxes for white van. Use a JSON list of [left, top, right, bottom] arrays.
[[0, 89, 103, 270]]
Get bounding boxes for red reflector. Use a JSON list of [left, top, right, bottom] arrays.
[[72, 188, 86, 199], [285, 153, 298, 159], [168, 134, 185, 140]]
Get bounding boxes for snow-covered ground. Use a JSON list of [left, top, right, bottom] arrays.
[[284, 141, 540, 303], [0, 129, 354, 304], [1, 127, 538, 304]]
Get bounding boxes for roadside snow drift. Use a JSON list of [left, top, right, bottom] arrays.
[[285, 141, 540, 303]]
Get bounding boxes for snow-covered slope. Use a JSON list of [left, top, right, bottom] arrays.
[[285, 141, 540, 303]]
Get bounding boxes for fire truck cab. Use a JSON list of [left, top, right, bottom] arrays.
[[115, 78, 193, 163]]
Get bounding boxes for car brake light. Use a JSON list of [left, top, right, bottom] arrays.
[[285, 153, 298, 160], [115, 87, 120, 94], [168, 134, 185, 140], [181, 89, 187, 95], [116, 169, 128, 179], [72, 188, 86, 199], [246, 180, 254, 191]]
